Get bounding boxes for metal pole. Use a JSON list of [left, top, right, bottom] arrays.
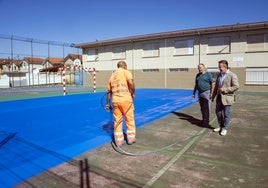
[[11, 36, 14, 87], [30, 40, 33, 86], [79, 160, 84, 188], [8, 57, 11, 87], [46, 42, 50, 85], [93, 68, 96, 93], [85, 158, 90, 188], [19, 68, 21, 87], [63, 43, 65, 58]]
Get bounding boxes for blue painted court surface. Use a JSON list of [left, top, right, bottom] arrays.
[[0, 89, 196, 187]]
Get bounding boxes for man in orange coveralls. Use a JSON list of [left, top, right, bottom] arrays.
[[106, 60, 136, 146]]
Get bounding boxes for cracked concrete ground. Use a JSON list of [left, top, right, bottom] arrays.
[[14, 91, 268, 188]]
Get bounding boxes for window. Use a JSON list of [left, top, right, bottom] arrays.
[[22, 61, 28, 69], [169, 68, 189, 72], [143, 43, 159, 57], [174, 39, 194, 55], [207, 36, 230, 54], [266, 34, 268, 49], [112, 46, 126, 60], [87, 49, 98, 61], [246, 67, 268, 85], [142, 69, 159, 72], [247, 34, 268, 52]]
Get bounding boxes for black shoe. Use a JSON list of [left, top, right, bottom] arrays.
[[202, 122, 211, 128]]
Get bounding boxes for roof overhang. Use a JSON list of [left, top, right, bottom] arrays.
[[75, 21, 268, 48], [39, 66, 62, 72]]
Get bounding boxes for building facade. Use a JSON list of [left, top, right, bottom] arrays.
[[76, 21, 268, 91]]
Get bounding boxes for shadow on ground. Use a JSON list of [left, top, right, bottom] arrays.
[[15, 91, 268, 187]]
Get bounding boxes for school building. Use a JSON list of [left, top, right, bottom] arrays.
[[76, 21, 268, 91]]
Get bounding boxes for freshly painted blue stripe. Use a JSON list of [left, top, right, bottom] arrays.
[[0, 89, 197, 187]]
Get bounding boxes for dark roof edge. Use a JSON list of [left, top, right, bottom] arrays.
[[75, 21, 268, 48]]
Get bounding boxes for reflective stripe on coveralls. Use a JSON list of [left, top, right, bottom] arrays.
[[113, 101, 135, 145], [108, 67, 136, 145]]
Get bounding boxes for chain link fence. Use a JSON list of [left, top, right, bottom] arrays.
[[0, 34, 83, 88]]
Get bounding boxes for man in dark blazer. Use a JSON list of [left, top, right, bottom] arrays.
[[211, 60, 239, 136]]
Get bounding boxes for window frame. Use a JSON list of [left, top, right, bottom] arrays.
[[245, 67, 268, 85], [142, 43, 160, 58], [173, 39, 194, 56], [207, 36, 231, 54], [112, 46, 126, 60], [246, 33, 268, 53], [86, 49, 99, 62]]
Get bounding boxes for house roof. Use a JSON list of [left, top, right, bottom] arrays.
[[44, 58, 64, 66], [11, 59, 22, 66], [39, 66, 61, 72], [0, 58, 22, 66], [75, 21, 268, 48], [24, 57, 44, 64], [0, 58, 11, 65], [63, 54, 82, 62]]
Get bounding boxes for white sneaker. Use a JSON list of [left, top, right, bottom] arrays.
[[220, 129, 227, 136], [213, 127, 221, 132]]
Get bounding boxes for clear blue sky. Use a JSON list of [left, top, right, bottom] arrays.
[[1, 0, 268, 45]]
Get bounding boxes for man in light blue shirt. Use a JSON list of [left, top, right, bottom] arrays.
[[211, 60, 239, 136]]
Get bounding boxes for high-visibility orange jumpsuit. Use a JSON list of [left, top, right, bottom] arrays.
[[107, 67, 136, 146]]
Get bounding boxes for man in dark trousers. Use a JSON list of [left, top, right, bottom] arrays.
[[192, 63, 215, 127]]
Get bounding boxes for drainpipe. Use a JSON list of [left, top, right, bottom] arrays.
[[198, 32, 201, 64], [131, 41, 135, 79]]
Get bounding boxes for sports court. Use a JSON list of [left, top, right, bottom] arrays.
[[28, 90, 266, 188], [0, 88, 196, 187]]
